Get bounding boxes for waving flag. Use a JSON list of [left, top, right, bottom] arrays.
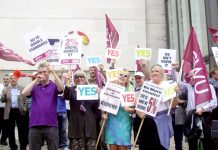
[[0, 42, 35, 66], [182, 27, 212, 106], [106, 14, 119, 63], [208, 27, 218, 43]]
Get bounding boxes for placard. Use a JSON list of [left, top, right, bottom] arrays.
[[135, 48, 152, 60], [135, 81, 164, 117], [106, 69, 123, 82], [158, 49, 176, 71], [60, 34, 82, 64], [162, 82, 177, 102], [77, 85, 98, 100], [121, 92, 135, 107], [105, 48, 121, 60], [86, 55, 101, 67], [23, 27, 53, 63], [212, 47, 218, 65], [47, 40, 60, 66], [98, 82, 125, 115]]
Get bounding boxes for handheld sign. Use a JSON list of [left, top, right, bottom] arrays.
[[135, 81, 164, 117], [86, 56, 101, 67], [105, 48, 121, 60], [158, 49, 176, 71], [162, 82, 177, 102], [135, 48, 152, 61], [121, 92, 135, 107], [99, 82, 125, 115], [47, 40, 61, 66], [23, 27, 53, 63], [106, 69, 123, 82], [77, 85, 98, 100], [212, 47, 218, 65], [60, 34, 82, 64]]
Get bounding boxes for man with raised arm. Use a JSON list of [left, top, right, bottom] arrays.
[[22, 63, 64, 150]]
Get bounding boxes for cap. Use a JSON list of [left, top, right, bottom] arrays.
[[134, 72, 144, 77]]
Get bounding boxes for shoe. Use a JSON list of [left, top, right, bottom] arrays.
[[0, 141, 8, 146]]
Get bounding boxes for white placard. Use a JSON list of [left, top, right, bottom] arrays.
[[23, 27, 53, 63], [77, 85, 98, 100], [135, 48, 152, 61], [158, 49, 176, 71], [162, 82, 177, 102], [98, 82, 125, 115], [105, 48, 121, 60], [106, 69, 123, 82], [135, 81, 164, 117], [121, 92, 135, 107], [47, 40, 61, 66], [212, 47, 218, 65], [86, 56, 102, 67], [60, 34, 82, 64]]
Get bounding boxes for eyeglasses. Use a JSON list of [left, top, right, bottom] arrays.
[[119, 74, 128, 78]]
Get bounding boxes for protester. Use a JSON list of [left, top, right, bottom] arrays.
[[56, 70, 68, 150], [209, 69, 218, 120], [102, 69, 134, 150], [64, 70, 99, 150], [133, 71, 145, 143], [22, 62, 64, 150], [0, 74, 9, 146], [136, 64, 174, 150], [1, 73, 29, 150], [172, 66, 217, 150]]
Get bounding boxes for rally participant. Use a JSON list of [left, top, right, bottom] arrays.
[[136, 64, 174, 150], [172, 65, 217, 150], [22, 62, 64, 150], [0, 74, 9, 146], [102, 69, 134, 150], [64, 70, 99, 150], [1, 73, 29, 150]]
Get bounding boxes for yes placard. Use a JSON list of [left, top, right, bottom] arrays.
[[86, 56, 101, 67], [106, 69, 123, 82], [77, 85, 98, 100], [105, 48, 121, 60], [135, 48, 152, 60], [121, 92, 135, 107]]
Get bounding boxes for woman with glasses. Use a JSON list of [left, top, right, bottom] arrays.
[[102, 69, 135, 150], [64, 70, 99, 150], [136, 64, 174, 150]]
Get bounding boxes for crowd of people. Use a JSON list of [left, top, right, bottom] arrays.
[[0, 60, 218, 150]]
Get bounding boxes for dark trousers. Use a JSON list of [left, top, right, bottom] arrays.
[[29, 126, 59, 150], [172, 114, 184, 150], [0, 107, 8, 142], [188, 112, 213, 150], [138, 117, 166, 150], [8, 108, 29, 150]]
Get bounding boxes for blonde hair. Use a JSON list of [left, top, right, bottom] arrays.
[[151, 64, 165, 81]]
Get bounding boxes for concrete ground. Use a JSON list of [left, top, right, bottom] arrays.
[[0, 126, 189, 150]]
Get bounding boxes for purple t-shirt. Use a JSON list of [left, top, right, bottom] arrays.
[[29, 80, 58, 127]]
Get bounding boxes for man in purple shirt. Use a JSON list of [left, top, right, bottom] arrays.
[[22, 63, 64, 150]]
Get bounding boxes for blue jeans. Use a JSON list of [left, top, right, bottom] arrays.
[[57, 112, 67, 149]]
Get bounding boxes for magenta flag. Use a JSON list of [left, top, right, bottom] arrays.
[[182, 27, 212, 106], [105, 14, 119, 63], [208, 27, 218, 43], [0, 42, 35, 66]]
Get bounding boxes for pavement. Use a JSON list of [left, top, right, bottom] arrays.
[[0, 127, 189, 150]]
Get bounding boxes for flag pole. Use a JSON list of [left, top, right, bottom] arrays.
[[167, 60, 184, 115]]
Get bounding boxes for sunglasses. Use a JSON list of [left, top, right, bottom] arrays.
[[135, 77, 142, 80], [75, 76, 85, 79], [119, 74, 128, 78]]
